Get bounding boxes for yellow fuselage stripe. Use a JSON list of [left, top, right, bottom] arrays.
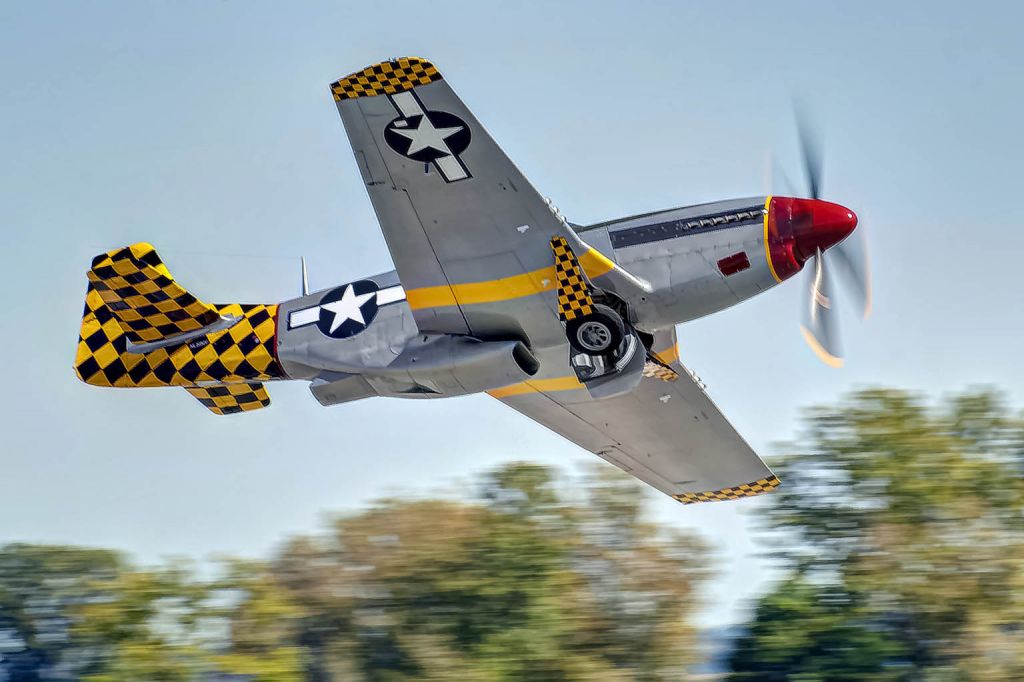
[[405, 248, 616, 310], [488, 339, 678, 399], [652, 343, 679, 365], [763, 195, 781, 283], [487, 375, 585, 398]]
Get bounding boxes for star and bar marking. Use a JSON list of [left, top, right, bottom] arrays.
[[288, 282, 407, 339], [383, 91, 471, 183]]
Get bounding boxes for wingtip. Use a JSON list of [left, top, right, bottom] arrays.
[[673, 474, 781, 504], [330, 57, 442, 102]]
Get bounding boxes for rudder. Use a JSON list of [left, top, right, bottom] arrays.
[[87, 243, 221, 344]]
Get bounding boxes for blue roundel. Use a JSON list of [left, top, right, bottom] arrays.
[[316, 280, 379, 339], [384, 109, 471, 163]]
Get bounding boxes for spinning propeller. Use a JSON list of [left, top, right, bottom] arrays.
[[768, 108, 871, 367]]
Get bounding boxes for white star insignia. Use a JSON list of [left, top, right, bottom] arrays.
[[321, 285, 375, 333], [392, 115, 463, 157]]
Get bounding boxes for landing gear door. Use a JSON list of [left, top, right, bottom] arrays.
[[571, 331, 646, 400]]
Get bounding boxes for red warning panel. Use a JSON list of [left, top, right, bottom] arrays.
[[717, 251, 751, 276]]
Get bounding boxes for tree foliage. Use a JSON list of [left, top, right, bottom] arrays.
[[0, 544, 123, 679], [0, 463, 708, 681], [728, 388, 1024, 681], [7, 388, 1024, 680], [256, 463, 708, 680]]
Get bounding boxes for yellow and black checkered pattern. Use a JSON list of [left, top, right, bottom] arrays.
[[75, 285, 283, 388], [87, 243, 221, 344], [330, 57, 442, 102], [76, 243, 281, 388], [551, 237, 594, 322], [642, 360, 679, 382], [184, 383, 271, 415], [673, 475, 781, 505]]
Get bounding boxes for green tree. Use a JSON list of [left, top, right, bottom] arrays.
[[0, 462, 710, 681], [251, 462, 709, 680], [207, 559, 306, 681], [727, 577, 906, 681], [0, 544, 123, 679], [71, 562, 211, 681], [729, 388, 1024, 681]]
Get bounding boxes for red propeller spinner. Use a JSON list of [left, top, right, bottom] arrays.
[[765, 196, 858, 281]]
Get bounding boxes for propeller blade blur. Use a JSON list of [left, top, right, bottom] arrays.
[[766, 150, 800, 197], [832, 226, 872, 319], [800, 250, 843, 367], [794, 102, 824, 200]]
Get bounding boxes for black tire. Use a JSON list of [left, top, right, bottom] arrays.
[[565, 304, 625, 355]]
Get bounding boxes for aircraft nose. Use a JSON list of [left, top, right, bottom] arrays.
[[765, 197, 858, 280], [793, 200, 857, 261]]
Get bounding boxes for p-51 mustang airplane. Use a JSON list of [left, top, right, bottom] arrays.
[[75, 57, 868, 505]]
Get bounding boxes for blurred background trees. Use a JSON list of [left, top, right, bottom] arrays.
[[728, 389, 1024, 681], [0, 463, 708, 681], [3, 387, 1023, 680]]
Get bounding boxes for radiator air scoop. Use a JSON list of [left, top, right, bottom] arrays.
[[309, 334, 540, 405]]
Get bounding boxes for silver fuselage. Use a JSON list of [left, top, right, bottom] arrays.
[[276, 197, 781, 402], [577, 196, 777, 328]]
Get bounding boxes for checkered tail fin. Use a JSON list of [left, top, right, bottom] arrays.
[[74, 244, 283, 407], [85, 242, 221, 344]]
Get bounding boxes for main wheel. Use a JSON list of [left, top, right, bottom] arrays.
[[565, 304, 625, 355]]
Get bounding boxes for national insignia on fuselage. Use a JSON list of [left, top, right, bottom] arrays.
[[287, 281, 407, 339]]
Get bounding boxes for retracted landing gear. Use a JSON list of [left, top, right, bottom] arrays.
[[550, 237, 640, 395], [566, 303, 625, 356]]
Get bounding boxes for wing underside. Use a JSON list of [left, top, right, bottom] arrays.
[[331, 57, 646, 345], [490, 329, 778, 504], [332, 59, 774, 502]]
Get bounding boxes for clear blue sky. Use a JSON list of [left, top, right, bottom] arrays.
[[3, 1, 1023, 627]]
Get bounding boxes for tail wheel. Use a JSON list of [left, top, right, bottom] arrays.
[[566, 304, 625, 355]]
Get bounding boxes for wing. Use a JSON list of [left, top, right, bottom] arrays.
[[489, 328, 778, 504], [331, 57, 645, 345]]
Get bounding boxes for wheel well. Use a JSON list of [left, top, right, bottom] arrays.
[[592, 290, 630, 322], [591, 290, 650, 351]]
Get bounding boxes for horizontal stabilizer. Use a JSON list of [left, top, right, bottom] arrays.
[[184, 383, 270, 415], [87, 243, 220, 344]]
